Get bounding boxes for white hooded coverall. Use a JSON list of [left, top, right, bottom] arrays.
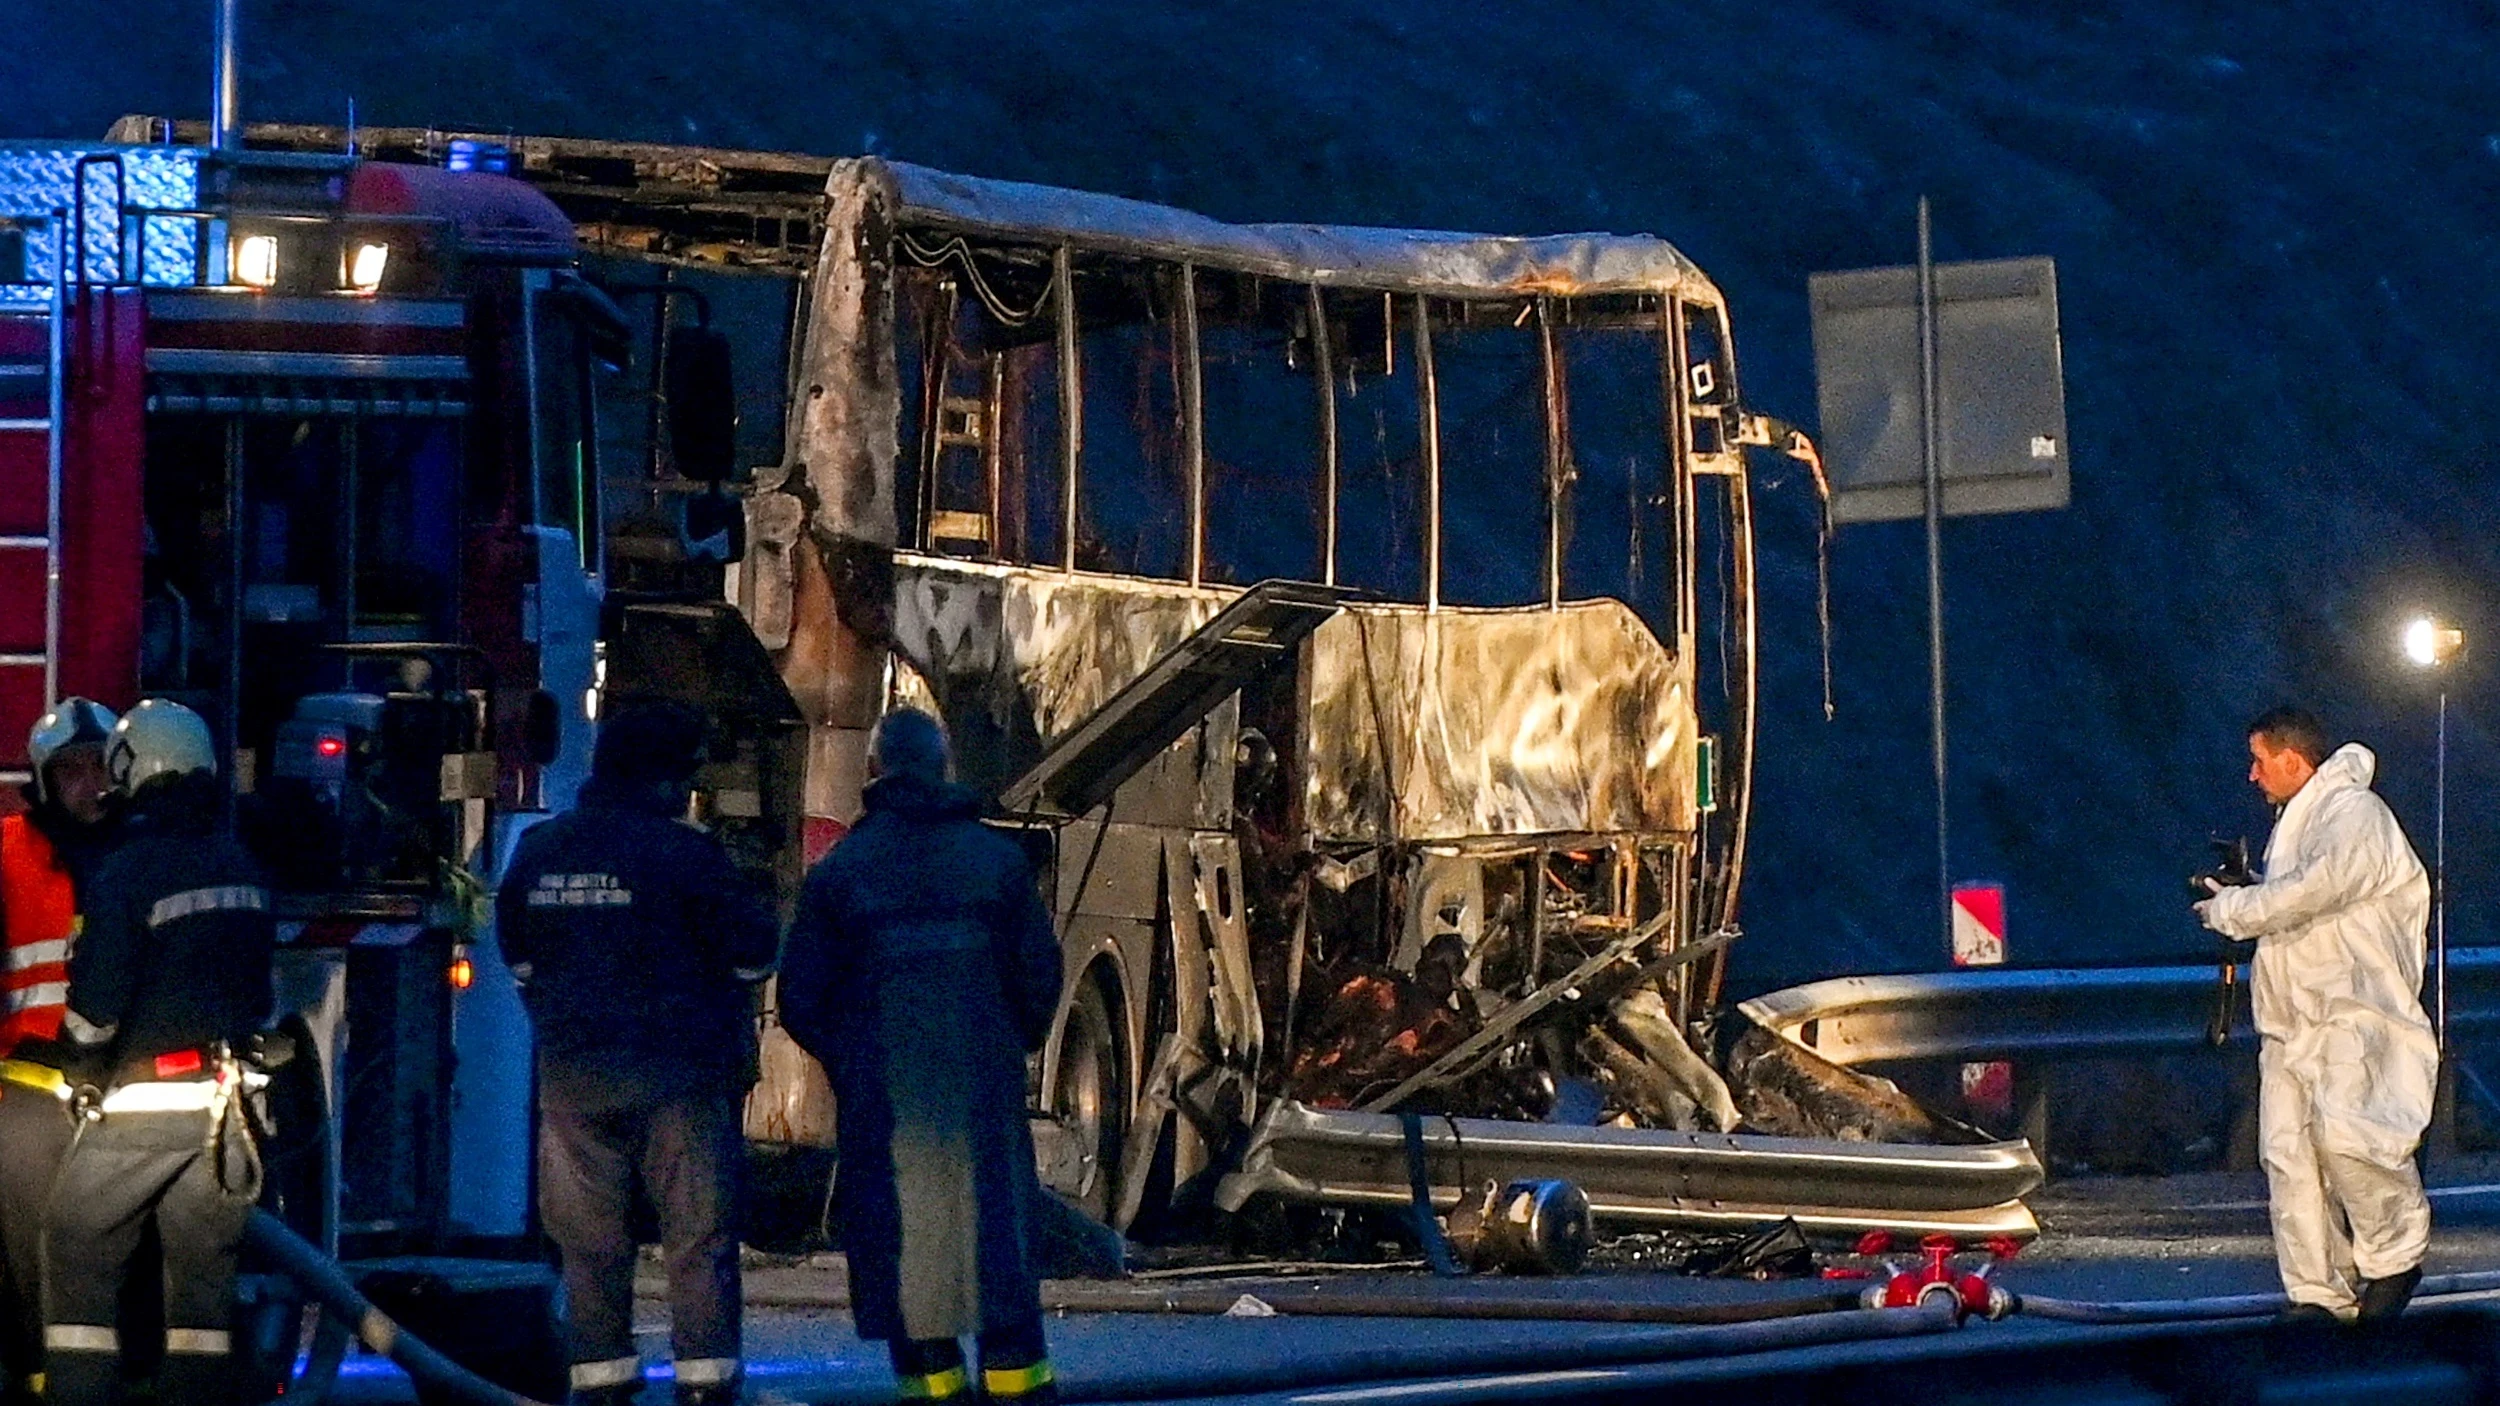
[[2199, 743, 2437, 1312]]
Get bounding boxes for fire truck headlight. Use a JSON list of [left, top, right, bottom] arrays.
[[347, 242, 389, 294], [234, 234, 280, 289]]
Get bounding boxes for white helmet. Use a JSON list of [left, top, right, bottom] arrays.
[[106, 699, 217, 796], [27, 698, 117, 803]]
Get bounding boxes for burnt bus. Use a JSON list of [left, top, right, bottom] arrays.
[[138, 125, 1817, 1234], [729, 158, 1777, 1227]]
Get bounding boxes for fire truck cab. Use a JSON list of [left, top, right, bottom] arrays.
[[0, 136, 795, 1256]]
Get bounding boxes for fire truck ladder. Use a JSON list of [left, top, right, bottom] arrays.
[[0, 214, 70, 787]]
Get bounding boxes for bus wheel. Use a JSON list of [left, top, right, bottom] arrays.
[[1052, 976, 1127, 1223]]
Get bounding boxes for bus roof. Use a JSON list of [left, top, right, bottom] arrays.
[[876, 157, 1716, 301], [107, 120, 1720, 300]]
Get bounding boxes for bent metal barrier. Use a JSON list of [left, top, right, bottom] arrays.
[[1221, 953, 2500, 1240], [1215, 1103, 2044, 1241]]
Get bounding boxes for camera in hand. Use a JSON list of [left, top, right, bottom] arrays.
[[2190, 835, 2257, 897]]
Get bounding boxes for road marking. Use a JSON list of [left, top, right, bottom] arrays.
[[1294, 1370, 1621, 1403], [2185, 1182, 2500, 1214]]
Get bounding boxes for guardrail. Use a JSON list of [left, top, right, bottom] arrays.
[[1214, 1102, 2043, 1241], [1737, 949, 2500, 1068], [1216, 955, 2497, 1244]]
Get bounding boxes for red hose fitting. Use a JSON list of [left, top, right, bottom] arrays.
[[1856, 1234, 2014, 1321]]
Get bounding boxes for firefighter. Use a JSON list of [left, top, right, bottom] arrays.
[[42, 699, 275, 1406], [779, 709, 1064, 1406], [0, 699, 117, 1403], [496, 700, 777, 1406]]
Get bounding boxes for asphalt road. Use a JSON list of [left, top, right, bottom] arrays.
[[323, 1160, 2500, 1404]]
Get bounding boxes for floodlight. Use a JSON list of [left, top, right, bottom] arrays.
[[2404, 617, 2464, 669]]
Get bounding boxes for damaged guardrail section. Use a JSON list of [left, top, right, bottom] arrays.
[[1215, 1101, 2043, 1240]]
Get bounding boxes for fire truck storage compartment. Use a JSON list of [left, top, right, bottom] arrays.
[[339, 923, 457, 1248]]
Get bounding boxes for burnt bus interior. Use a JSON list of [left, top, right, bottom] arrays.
[[871, 226, 1753, 1024], [843, 178, 1770, 1212]]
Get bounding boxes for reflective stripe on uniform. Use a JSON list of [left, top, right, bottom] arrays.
[[97, 1081, 218, 1114], [0, 1059, 67, 1099], [8, 939, 66, 969], [674, 1357, 741, 1386], [146, 885, 268, 929], [897, 1366, 969, 1400], [570, 1356, 643, 1390], [165, 1328, 231, 1354], [984, 1361, 1057, 1397], [60, 1009, 115, 1045], [43, 1325, 116, 1353], [7, 981, 65, 1014]]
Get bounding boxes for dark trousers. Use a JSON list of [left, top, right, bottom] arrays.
[[0, 1079, 70, 1390], [538, 1062, 744, 1399], [43, 1106, 253, 1406]]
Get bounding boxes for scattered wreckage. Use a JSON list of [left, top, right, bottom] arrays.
[[163, 121, 2042, 1245]]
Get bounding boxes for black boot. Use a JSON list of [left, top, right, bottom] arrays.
[[2276, 1302, 2342, 1326], [2357, 1266, 2423, 1322]]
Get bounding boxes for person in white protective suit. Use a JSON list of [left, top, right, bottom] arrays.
[[2196, 706, 2436, 1323]]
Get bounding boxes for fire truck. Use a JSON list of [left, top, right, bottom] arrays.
[[0, 133, 802, 1258]]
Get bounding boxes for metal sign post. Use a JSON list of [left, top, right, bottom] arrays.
[[1917, 199, 1949, 955], [1809, 218, 2069, 962]]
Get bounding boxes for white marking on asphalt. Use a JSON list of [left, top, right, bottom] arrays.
[[2193, 1182, 2500, 1213], [1293, 1370, 1622, 1403]]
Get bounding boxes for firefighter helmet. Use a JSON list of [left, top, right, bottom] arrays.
[[26, 698, 117, 803], [106, 699, 217, 795]]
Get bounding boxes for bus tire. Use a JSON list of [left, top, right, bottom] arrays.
[[1052, 972, 1128, 1223]]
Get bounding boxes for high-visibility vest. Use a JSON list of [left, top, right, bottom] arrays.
[[0, 813, 75, 1054]]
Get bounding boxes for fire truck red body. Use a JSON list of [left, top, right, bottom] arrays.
[[0, 139, 698, 1253]]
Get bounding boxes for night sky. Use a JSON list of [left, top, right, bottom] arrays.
[[10, 0, 2499, 994]]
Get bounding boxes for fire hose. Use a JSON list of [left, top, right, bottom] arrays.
[[1032, 1282, 1870, 1323], [237, 1196, 2500, 1406], [241, 1209, 561, 1406]]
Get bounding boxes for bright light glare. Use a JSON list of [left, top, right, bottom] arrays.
[[2404, 616, 2464, 669], [347, 242, 389, 293], [234, 234, 279, 288]]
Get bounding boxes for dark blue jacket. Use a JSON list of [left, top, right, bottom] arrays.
[[66, 771, 274, 1076], [779, 773, 1061, 1340], [497, 779, 778, 1086]]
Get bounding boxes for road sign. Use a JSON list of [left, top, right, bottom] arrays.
[[1952, 882, 2012, 1121], [1809, 256, 2069, 525], [1951, 882, 2006, 967]]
